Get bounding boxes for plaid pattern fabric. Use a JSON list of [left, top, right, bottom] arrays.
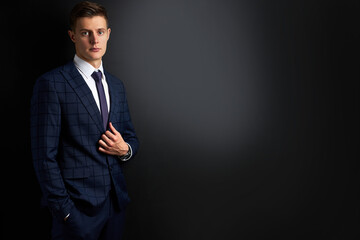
[[30, 62, 139, 220]]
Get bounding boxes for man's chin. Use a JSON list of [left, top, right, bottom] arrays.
[[80, 55, 102, 63], [77, 51, 104, 66], [90, 55, 103, 61]]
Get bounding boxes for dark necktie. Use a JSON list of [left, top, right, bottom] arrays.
[[91, 70, 108, 130]]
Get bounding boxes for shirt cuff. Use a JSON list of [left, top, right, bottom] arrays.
[[64, 213, 70, 221]]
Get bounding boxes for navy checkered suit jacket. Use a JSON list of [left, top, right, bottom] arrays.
[[30, 61, 139, 221]]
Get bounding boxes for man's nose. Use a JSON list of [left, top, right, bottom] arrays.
[[90, 32, 99, 44]]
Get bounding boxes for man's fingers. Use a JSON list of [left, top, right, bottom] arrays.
[[99, 123, 126, 156], [98, 146, 107, 153], [99, 138, 115, 150], [109, 122, 119, 134], [99, 141, 119, 155], [101, 133, 115, 146], [104, 131, 116, 141], [98, 139, 109, 149], [107, 122, 124, 141], [99, 146, 113, 155]]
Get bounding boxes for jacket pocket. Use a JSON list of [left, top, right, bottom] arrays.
[[62, 167, 90, 179]]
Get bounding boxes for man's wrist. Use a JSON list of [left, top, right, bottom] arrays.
[[118, 143, 132, 161]]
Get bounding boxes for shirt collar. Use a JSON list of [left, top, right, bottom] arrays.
[[73, 54, 104, 78]]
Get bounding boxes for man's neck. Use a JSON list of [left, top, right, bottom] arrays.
[[76, 54, 102, 69], [88, 59, 102, 69]]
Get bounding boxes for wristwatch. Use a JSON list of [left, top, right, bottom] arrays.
[[118, 143, 132, 161], [120, 150, 130, 160]]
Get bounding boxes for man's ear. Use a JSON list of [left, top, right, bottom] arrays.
[[68, 30, 76, 43], [107, 28, 111, 40]]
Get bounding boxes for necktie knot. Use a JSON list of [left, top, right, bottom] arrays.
[[91, 71, 102, 83]]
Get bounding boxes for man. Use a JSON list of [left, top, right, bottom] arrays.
[[30, 1, 139, 239]]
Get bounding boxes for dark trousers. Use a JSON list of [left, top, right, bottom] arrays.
[[51, 194, 126, 240]]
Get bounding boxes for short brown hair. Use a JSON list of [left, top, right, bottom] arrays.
[[69, 1, 109, 30]]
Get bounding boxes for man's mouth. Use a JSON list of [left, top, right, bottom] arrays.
[[90, 48, 101, 52]]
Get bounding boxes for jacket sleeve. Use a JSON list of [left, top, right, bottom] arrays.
[[30, 73, 74, 221]]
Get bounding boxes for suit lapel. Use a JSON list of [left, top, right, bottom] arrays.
[[105, 71, 119, 125], [60, 62, 104, 133]]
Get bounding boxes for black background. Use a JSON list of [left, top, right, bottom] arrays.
[[2, 0, 359, 239]]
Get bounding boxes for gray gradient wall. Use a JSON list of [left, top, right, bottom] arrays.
[[3, 0, 359, 239]]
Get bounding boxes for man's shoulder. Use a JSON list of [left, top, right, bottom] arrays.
[[38, 61, 75, 82]]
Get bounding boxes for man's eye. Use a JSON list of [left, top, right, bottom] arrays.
[[81, 32, 89, 36], [98, 31, 104, 35]]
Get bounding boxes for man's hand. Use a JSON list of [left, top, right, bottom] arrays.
[[98, 122, 129, 156]]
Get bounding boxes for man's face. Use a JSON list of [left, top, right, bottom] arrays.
[[68, 16, 111, 67]]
